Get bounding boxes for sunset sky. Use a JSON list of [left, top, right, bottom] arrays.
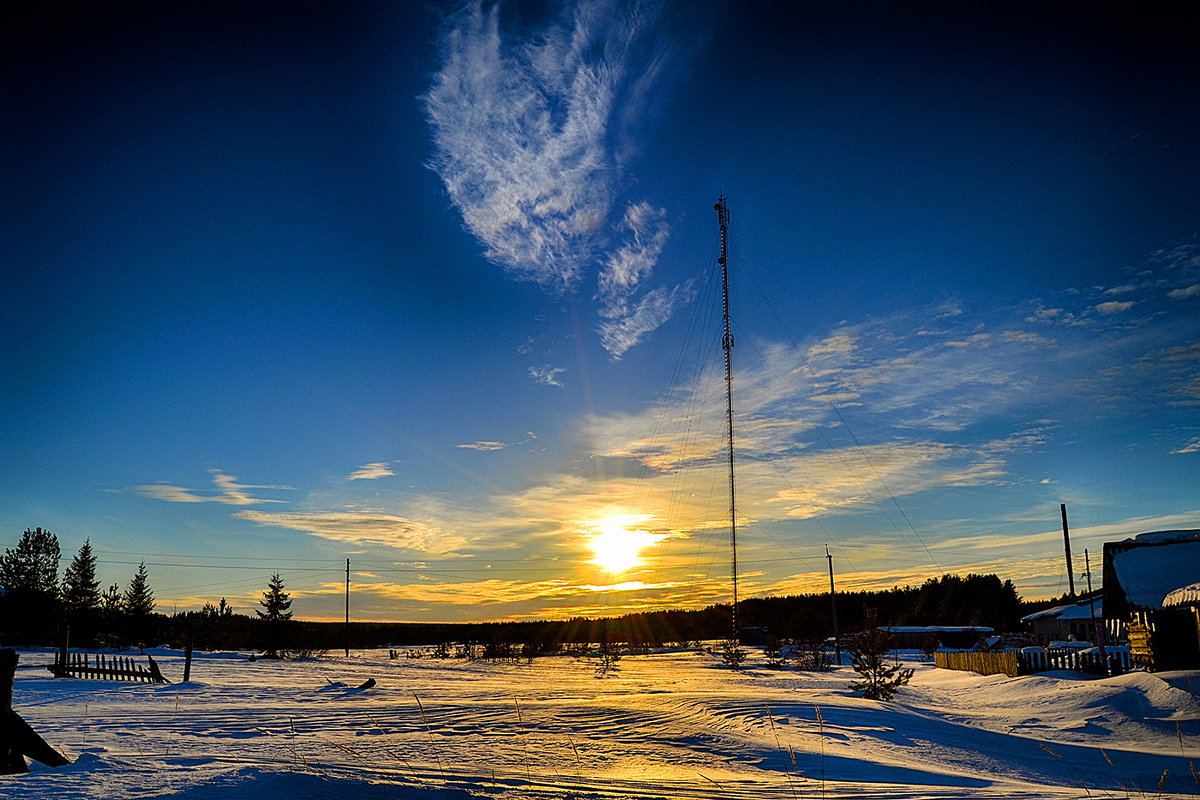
[[3, 1, 1198, 623]]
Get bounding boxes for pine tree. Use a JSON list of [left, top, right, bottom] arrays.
[[0, 527, 62, 643], [123, 561, 155, 616], [62, 539, 102, 643], [256, 572, 292, 658], [0, 527, 61, 596], [848, 609, 913, 700], [62, 539, 101, 613]]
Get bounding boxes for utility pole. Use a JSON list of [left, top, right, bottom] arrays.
[[1083, 549, 1107, 663], [827, 546, 841, 666], [1060, 503, 1076, 597], [716, 196, 738, 638], [345, 558, 350, 658]]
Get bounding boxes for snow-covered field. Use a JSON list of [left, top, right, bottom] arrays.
[[7, 647, 1199, 799]]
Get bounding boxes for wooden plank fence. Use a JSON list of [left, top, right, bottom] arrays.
[[934, 650, 1020, 677], [935, 648, 1133, 677], [49, 651, 169, 684]]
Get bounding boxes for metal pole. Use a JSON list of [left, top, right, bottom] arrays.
[[716, 196, 737, 638], [1060, 503, 1076, 597], [827, 546, 841, 666], [345, 558, 350, 658]]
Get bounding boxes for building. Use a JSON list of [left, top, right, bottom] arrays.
[[1102, 530, 1200, 671], [1021, 592, 1103, 646]]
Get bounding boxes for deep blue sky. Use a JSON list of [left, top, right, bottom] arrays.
[[3, 1, 1197, 622]]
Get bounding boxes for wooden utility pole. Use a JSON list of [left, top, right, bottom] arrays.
[[827, 546, 841, 666], [345, 558, 351, 658], [1060, 503, 1076, 597], [1084, 549, 1107, 662]]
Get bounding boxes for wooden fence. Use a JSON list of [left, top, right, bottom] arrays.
[[50, 650, 169, 684], [933, 650, 1020, 677], [935, 648, 1133, 678]]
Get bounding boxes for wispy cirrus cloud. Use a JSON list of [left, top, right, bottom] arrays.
[[347, 463, 395, 480], [597, 202, 693, 357], [423, 0, 691, 356], [130, 469, 289, 506], [529, 365, 566, 386], [233, 509, 466, 553], [458, 432, 538, 452]]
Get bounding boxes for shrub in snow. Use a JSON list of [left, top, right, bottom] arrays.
[[763, 634, 787, 668], [791, 639, 835, 672]]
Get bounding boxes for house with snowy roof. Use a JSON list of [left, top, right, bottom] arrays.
[[1102, 530, 1200, 671], [1021, 592, 1102, 646]]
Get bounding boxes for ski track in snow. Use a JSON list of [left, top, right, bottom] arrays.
[[6, 648, 1199, 799]]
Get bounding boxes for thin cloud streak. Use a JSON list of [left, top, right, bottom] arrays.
[[130, 469, 289, 506], [347, 463, 395, 480]]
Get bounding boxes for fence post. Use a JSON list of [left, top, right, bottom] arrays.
[[183, 632, 193, 683]]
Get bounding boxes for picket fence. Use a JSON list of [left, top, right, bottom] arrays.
[[935, 647, 1132, 678], [50, 650, 169, 684]]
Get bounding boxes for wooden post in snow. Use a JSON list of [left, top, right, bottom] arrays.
[[1, 649, 71, 774], [183, 631, 193, 683]]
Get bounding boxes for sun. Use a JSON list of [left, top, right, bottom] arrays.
[[584, 514, 667, 574]]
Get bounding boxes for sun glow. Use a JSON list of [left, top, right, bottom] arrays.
[[584, 514, 667, 574]]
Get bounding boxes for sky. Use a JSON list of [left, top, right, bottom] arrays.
[[3, 0, 1198, 624]]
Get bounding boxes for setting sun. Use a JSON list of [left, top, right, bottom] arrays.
[[584, 515, 667, 574]]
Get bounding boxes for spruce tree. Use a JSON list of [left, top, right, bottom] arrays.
[[123, 561, 155, 616], [848, 609, 913, 700], [62, 539, 102, 642], [62, 539, 101, 613], [256, 572, 292, 658]]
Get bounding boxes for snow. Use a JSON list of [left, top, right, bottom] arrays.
[[1022, 601, 1101, 622], [1111, 539, 1200, 609], [6, 646, 1200, 799], [1165, 582, 1200, 608]]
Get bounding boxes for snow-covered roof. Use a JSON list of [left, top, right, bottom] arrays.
[[882, 626, 993, 634], [1164, 581, 1200, 607], [1107, 530, 1200, 609], [1022, 599, 1101, 623]]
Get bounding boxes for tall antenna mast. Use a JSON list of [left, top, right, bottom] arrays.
[[716, 196, 738, 636]]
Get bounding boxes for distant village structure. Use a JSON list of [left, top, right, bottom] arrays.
[[1021, 591, 1103, 646]]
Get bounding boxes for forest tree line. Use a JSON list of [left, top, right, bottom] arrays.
[[3, 527, 1052, 653]]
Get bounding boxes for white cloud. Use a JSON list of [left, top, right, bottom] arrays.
[[233, 509, 465, 552], [347, 463, 395, 481], [423, 0, 687, 356], [1094, 300, 1135, 315], [597, 202, 692, 357], [1173, 438, 1200, 455], [131, 469, 288, 506], [529, 365, 566, 386], [458, 441, 508, 452], [1169, 284, 1200, 299]]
